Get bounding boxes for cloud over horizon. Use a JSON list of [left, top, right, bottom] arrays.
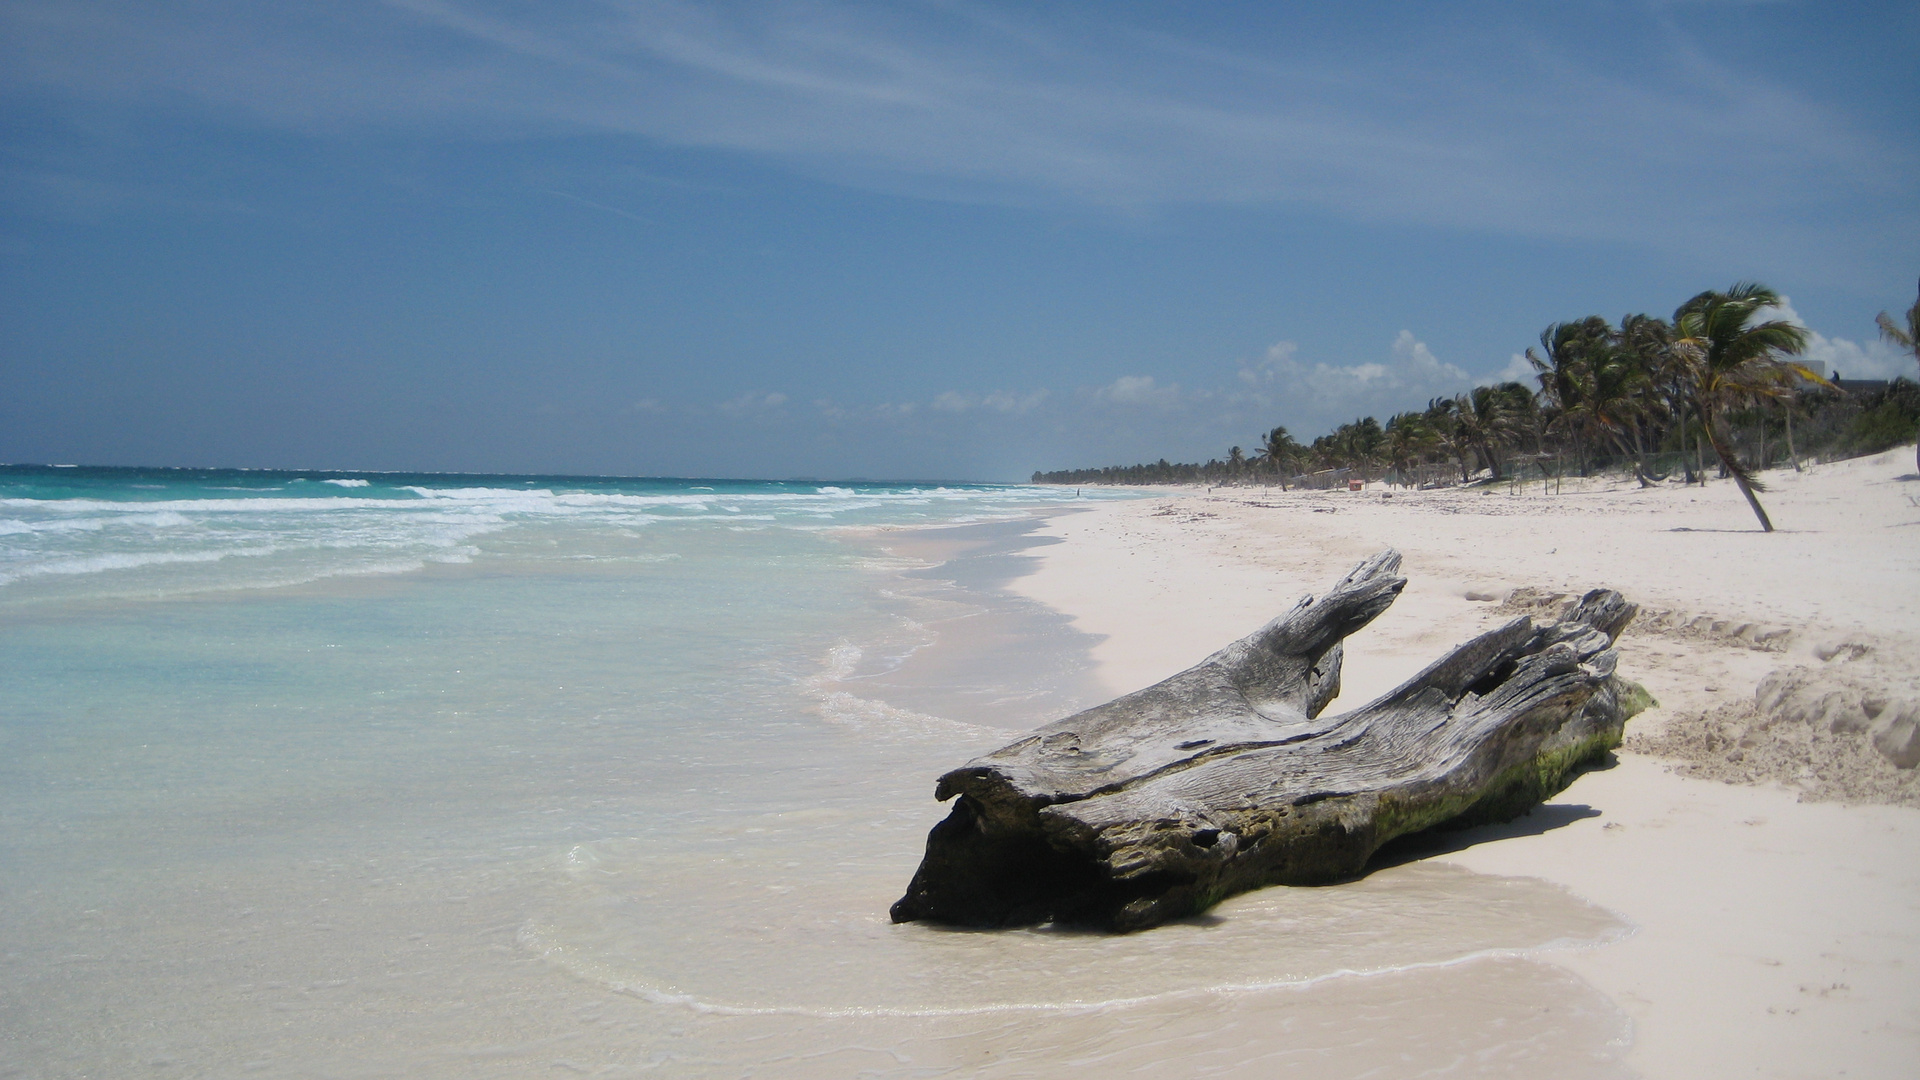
[[1769, 297, 1917, 382]]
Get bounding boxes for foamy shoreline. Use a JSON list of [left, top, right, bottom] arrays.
[[1006, 448, 1920, 1078]]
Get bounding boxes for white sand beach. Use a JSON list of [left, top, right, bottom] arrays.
[[1007, 447, 1920, 1079]]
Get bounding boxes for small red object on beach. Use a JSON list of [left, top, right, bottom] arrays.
[[1347, 479, 1364, 491]]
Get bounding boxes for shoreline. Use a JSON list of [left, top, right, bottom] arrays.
[[848, 510, 1646, 1073], [1003, 448, 1920, 1078], [837, 512, 1110, 736]]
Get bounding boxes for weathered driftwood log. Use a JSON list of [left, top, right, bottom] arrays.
[[891, 550, 1642, 932]]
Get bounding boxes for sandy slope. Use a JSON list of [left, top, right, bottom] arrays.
[[1010, 447, 1920, 1079]]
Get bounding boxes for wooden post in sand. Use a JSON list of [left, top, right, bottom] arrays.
[[892, 551, 1644, 932]]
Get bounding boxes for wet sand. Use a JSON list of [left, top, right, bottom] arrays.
[[856, 516, 1639, 1077]]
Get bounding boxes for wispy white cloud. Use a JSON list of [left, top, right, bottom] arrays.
[[927, 388, 1050, 414], [982, 388, 1048, 414], [1094, 374, 1185, 408], [543, 189, 653, 224], [717, 390, 787, 415], [3, 0, 1908, 259], [1803, 334, 1914, 382], [1017, 331, 1484, 465], [1483, 352, 1539, 387], [1235, 332, 1468, 411]]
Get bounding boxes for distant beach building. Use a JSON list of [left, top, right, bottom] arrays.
[[1833, 370, 1892, 395], [1797, 359, 1890, 394]]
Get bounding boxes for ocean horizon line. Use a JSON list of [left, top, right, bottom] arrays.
[[0, 461, 1022, 489]]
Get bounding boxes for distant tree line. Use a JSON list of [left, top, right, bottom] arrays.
[[1034, 280, 1920, 532]]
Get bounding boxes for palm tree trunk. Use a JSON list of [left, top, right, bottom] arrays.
[[1693, 410, 1705, 484], [1628, 429, 1653, 488], [1785, 407, 1800, 472], [1702, 412, 1774, 532]]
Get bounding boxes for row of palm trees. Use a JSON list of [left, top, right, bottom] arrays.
[[1037, 280, 1920, 533], [1248, 379, 1544, 490], [1249, 283, 1826, 531], [1532, 282, 1818, 530]]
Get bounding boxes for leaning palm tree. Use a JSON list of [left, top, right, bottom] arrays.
[[1875, 277, 1920, 472], [1671, 282, 1814, 532]]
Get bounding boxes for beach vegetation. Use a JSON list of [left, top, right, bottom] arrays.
[[1528, 316, 1617, 476], [1033, 278, 1913, 506], [1451, 382, 1534, 482], [1251, 426, 1304, 488], [1876, 278, 1920, 471], [1670, 282, 1813, 531], [1380, 412, 1440, 479], [1837, 379, 1920, 459]]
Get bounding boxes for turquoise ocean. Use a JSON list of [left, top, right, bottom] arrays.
[[2, 466, 1635, 1077]]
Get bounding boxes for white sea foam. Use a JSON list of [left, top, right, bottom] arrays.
[[0, 546, 266, 584], [812, 689, 1013, 743], [554, 941, 1630, 1020], [0, 475, 1120, 603]]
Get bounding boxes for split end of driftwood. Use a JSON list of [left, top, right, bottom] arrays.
[[891, 550, 1647, 932]]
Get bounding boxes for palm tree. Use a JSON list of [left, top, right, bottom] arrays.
[[1252, 426, 1302, 488], [1876, 277, 1920, 472], [1570, 320, 1667, 486], [1332, 417, 1385, 479], [1527, 316, 1613, 475], [1619, 313, 1711, 481], [1612, 315, 1677, 485], [1452, 383, 1528, 481], [1671, 282, 1813, 532], [1423, 396, 1474, 483], [1381, 412, 1438, 485]]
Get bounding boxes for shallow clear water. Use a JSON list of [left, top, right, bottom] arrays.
[[0, 466, 1633, 1078]]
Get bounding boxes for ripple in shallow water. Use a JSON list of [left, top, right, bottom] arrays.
[[525, 838, 1629, 1015]]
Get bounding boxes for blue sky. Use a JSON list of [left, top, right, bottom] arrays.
[[3, 0, 1916, 481]]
